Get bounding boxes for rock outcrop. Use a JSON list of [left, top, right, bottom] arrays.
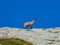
[[0, 27, 60, 45]]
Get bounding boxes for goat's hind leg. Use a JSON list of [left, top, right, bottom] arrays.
[[24, 26, 26, 29]]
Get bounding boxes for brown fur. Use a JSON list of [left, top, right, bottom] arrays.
[[24, 19, 35, 29]]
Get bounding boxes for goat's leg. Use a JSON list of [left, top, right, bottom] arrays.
[[24, 27, 26, 29], [30, 25, 32, 29], [24, 26, 26, 29]]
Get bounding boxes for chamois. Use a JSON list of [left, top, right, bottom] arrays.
[[24, 19, 36, 29]]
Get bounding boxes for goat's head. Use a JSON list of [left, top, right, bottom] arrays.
[[33, 18, 36, 22]]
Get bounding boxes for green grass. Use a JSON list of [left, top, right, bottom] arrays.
[[0, 38, 33, 45]]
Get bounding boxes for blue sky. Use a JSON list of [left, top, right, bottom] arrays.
[[0, 0, 60, 28]]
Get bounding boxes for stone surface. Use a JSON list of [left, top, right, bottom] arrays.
[[0, 27, 60, 45]]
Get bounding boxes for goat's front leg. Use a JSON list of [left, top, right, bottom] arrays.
[[30, 25, 32, 29]]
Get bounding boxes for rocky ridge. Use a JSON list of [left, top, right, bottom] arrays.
[[0, 27, 60, 45]]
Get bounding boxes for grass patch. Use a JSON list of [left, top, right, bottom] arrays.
[[0, 38, 33, 45]]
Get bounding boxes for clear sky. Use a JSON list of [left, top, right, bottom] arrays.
[[0, 0, 60, 28]]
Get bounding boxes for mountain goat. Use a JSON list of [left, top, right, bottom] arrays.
[[24, 19, 36, 29]]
